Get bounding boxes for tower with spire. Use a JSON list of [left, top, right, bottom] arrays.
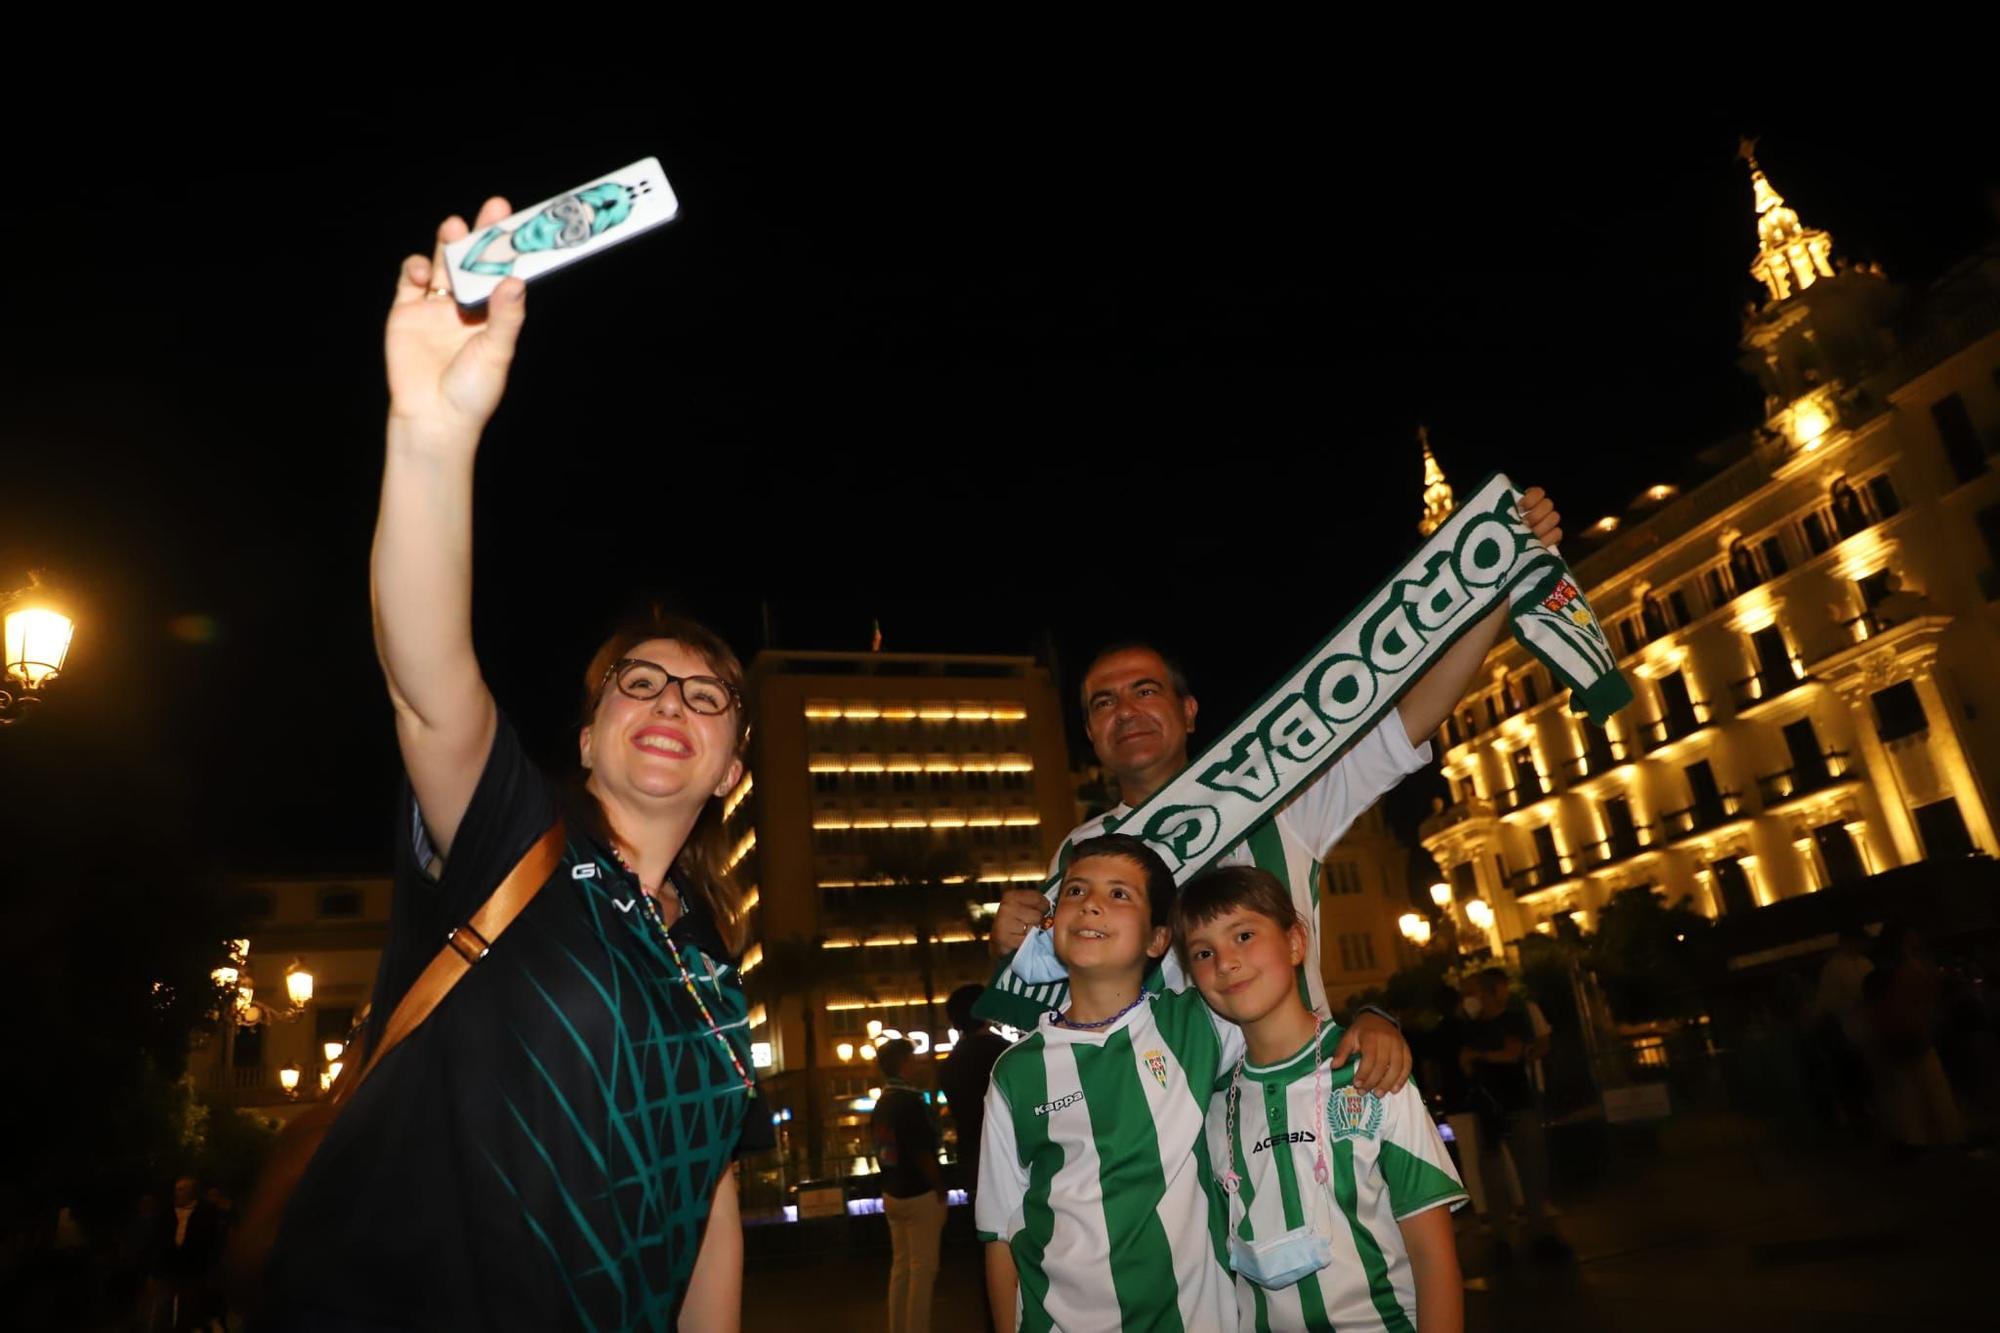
[[1735, 139, 1903, 463], [1417, 426, 1454, 536], [1743, 139, 1837, 304]]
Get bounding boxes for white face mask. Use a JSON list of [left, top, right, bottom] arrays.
[[1461, 996, 1484, 1019], [1230, 1226, 1334, 1290]]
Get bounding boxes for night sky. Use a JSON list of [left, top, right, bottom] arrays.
[[6, 78, 1996, 873]]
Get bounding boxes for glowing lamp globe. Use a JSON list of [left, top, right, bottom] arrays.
[[4, 601, 74, 689]]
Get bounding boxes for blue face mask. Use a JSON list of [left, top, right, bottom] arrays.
[[1008, 923, 1069, 985], [1229, 1226, 1334, 1290]]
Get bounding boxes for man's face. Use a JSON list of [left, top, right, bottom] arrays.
[[173, 1178, 197, 1208], [1082, 648, 1198, 783]]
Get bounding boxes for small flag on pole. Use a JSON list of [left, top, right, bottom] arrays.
[[870, 618, 883, 653]]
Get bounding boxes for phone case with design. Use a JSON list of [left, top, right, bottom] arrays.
[[440, 157, 679, 305]]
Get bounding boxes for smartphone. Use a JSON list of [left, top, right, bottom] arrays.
[[440, 157, 679, 305]]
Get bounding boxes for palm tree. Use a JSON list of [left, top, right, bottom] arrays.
[[855, 834, 981, 1042], [754, 934, 865, 1182]]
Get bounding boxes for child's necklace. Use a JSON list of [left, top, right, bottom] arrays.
[[1053, 991, 1148, 1030]]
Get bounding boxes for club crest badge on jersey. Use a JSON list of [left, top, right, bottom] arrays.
[[1144, 1050, 1170, 1090], [1327, 1086, 1385, 1141]]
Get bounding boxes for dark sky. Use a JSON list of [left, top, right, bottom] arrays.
[[6, 77, 1996, 871]]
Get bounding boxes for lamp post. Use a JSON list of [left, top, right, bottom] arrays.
[[2, 572, 76, 726]]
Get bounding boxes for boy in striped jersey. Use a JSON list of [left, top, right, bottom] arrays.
[[977, 835, 1245, 1333], [1181, 867, 1465, 1332]]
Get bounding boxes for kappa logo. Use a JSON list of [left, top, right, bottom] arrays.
[[1034, 1091, 1084, 1117], [1327, 1086, 1385, 1142], [1144, 1049, 1170, 1090]]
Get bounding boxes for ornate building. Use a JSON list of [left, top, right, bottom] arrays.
[[1421, 150, 2000, 949]]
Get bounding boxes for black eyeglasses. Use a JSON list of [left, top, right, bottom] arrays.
[[602, 659, 742, 716]]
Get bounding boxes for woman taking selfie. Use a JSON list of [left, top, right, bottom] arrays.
[[260, 197, 763, 1331]]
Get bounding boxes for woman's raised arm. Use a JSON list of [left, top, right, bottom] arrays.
[[371, 197, 527, 856]]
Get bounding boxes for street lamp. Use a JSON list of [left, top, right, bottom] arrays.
[[3, 573, 77, 726], [1429, 882, 1453, 909], [285, 963, 315, 1007], [279, 1065, 301, 1097], [835, 1042, 855, 1062], [1397, 913, 1432, 948], [1465, 899, 1496, 932], [323, 1041, 345, 1064]]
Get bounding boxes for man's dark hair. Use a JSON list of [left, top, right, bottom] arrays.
[[1064, 834, 1177, 928], [946, 984, 984, 1033], [876, 1038, 916, 1076], [1079, 641, 1194, 712], [1170, 865, 1300, 968], [1474, 966, 1511, 993]]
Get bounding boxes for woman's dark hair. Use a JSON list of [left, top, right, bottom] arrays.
[[1064, 834, 1177, 928], [573, 610, 751, 952]]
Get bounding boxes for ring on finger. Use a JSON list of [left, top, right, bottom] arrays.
[[427, 285, 453, 301]]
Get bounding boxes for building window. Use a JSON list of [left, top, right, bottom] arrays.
[[1871, 681, 1928, 742], [1702, 566, 1733, 609], [1801, 512, 1834, 556], [1667, 587, 1692, 626], [1915, 798, 1975, 860], [829, 1009, 863, 1036], [814, 772, 841, 795], [1864, 473, 1901, 520], [965, 772, 991, 792], [1642, 597, 1672, 639], [1617, 616, 1645, 658], [1932, 394, 1989, 485], [232, 890, 276, 922], [891, 772, 917, 794], [317, 888, 362, 919], [854, 773, 882, 795], [1758, 535, 1790, 578], [1324, 862, 1362, 896], [1484, 695, 1503, 730], [1002, 772, 1028, 792]]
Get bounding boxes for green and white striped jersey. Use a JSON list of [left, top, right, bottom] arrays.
[[995, 717, 1429, 1024], [1206, 1026, 1466, 1333], [976, 985, 1246, 1333]]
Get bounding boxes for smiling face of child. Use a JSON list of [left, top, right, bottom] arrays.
[[1182, 905, 1308, 1028], [1050, 852, 1173, 978]]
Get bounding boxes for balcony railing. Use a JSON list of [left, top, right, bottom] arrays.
[[1659, 792, 1744, 839], [1504, 862, 1562, 894], [1730, 669, 1807, 710], [1840, 611, 1892, 644], [1755, 751, 1855, 804], [1418, 798, 1496, 840], [1563, 825, 1659, 872], [1637, 702, 1712, 752]]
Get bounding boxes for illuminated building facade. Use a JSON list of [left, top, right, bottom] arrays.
[[1317, 805, 1420, 1006], [731, 650, 1075, 1173], [187, 874, 390, 1119], [1421, 150, 2000, 948]]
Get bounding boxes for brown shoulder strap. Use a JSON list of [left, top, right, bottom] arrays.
[[334, 821, 565, 1106]]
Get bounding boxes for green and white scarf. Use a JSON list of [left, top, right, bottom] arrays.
[[976, 473, 1632, 1030]]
